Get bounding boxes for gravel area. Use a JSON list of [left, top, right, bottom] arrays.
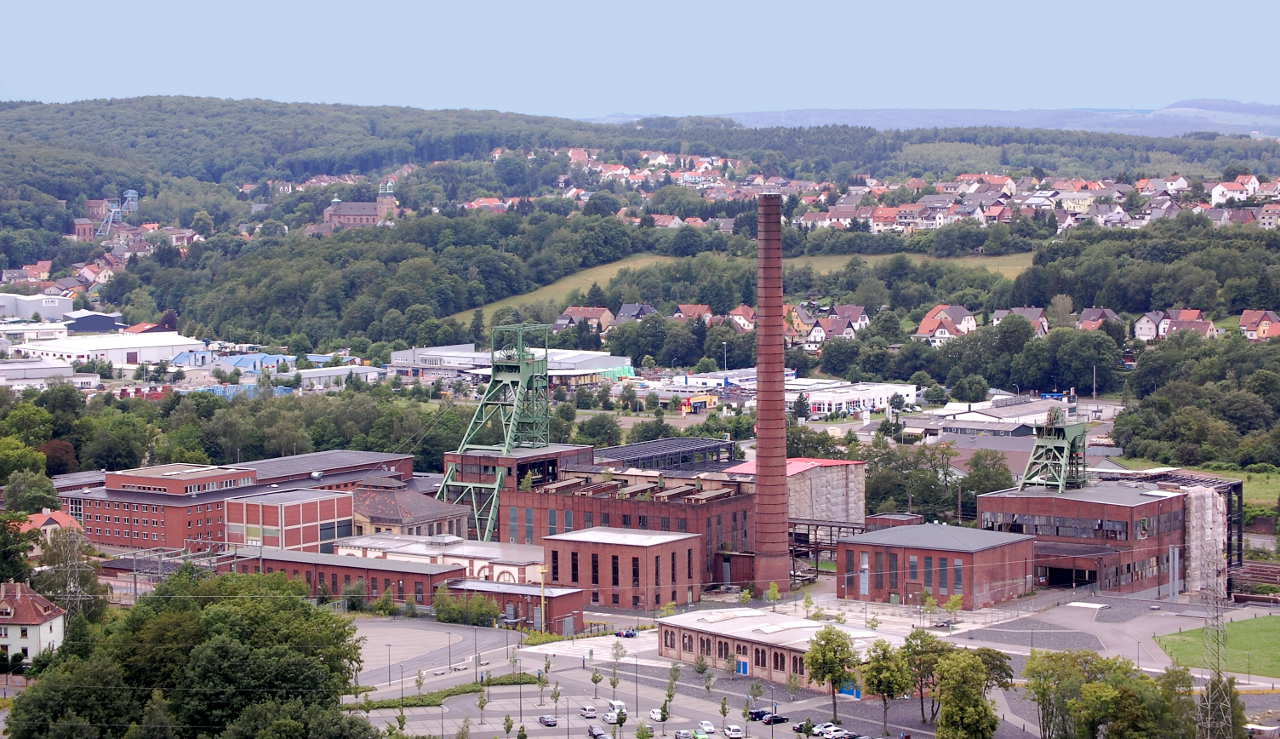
[[960, 618, 1105, 652]]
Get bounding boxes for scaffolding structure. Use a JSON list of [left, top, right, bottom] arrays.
[[437, 324, 551, 540]]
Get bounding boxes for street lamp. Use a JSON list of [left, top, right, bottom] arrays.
[[722, 341, 728, 370], [474, 625, 480, 684], [769, 683, 776, 739], [386, 643, 392, 685]]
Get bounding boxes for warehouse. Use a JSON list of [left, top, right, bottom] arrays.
[[542, 526, 704, 609], [12, 331, 205, 365]]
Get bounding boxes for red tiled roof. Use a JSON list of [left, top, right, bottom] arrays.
[[123, 322, 158, 333], [723, 458, 864, 476], [0, 581, 64, 626], [19, 510, 81, 534]]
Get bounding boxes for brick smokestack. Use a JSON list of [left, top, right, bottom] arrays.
[[753, 193, 790, 594]]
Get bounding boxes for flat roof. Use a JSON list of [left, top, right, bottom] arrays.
[[230, 546, 463, 575], [14, 332, 203, 352], [980, 480, 1187, 507], [543, 526, 701, 547], [335, 534, 544, 565], [452, 443, 592, 460], [839, 523, 1033, 552], [448, 578, 581, 598], [658, 607, 900, 652], [235, 450, 411, 481], [112, 463, 250, 481], [228, 488, 349, 505], [595, 437, 733, 462]]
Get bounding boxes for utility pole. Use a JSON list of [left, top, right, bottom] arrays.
[[1092, 363, 1097, 400]]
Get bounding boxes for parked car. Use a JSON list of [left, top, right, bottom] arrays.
[[824, 729, 850, 739], [674, 731, 693, 739], [762, 715, 789, 725], [791, 721, 814, 735], [810, 723, 836, 736], [604, 712, 622, 725], [650, 708, 665, 722], [724, 726, 745, 739], [538, 716, 558, 727], [698, 721, 717, 734], [580, 706, 597, 719], [586, 726, 607, 739], [615, 629, 638, 638], [693, 730, 709, 739], [608, 700, 627, 714], [747, 709, 770, 722]]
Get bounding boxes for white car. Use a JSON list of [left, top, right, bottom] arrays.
[[824, 729, 850, 739], [724, 726, 745, 739], [580, 706, 597, 719], [604, 712, 624, 725], [698, 721, 717, 734], [811, 724, 836, 737], [649, 709, 665, 722]]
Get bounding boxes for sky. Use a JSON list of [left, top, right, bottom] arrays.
[[3, 1, 1275, 119]]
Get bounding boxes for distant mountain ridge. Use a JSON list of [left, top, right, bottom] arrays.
[[592, 100, 1280, 137]]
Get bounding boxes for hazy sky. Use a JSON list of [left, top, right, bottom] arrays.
[[4, 1, 1273, 118]]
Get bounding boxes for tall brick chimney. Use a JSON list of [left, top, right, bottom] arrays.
[[753, 193, 790, 594]]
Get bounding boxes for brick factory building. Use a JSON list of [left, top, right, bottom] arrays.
[[448, 580, 586, 635], [224, 489, 354, 553], [503, 467, 755, 587], [54, 450, 416, 550], [657, 607, 897, 688], [835, 524, 1035, 610], [335, 533, 545, 583], [542, 526, 703, 610]]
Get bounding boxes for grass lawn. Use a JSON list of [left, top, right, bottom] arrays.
[[1155, 616, 1280, 678], [455, 250, 1036, 322], [448, 253, 679, 321], [1113, 457, 1280, 507]]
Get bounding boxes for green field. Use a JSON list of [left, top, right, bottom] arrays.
[[455, 250, 1036, 321], [448, 254, 680, 322], [1155, 616, 1280, 678], [1112, 457, 1280, 507]]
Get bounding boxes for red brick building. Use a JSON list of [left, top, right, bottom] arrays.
[[447, 579, 586, 635], [836, 524, 1035, 610], [502, 469, 754, 587], [55, 451, 414, 550], [977, 481, 1189, 594], [542, 526, 703, 610], [225, 488, 354, 553]]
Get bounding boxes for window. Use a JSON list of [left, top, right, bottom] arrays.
[[874, 551, 884, 589], [524, 508, 533, 543], [509, 506, 518, 543], [622, 514, 632, 527], [754, 648, 766, 668], [631, 557, 640, 588], [671, 552, 677, 583], [888, 553, 898, 590], [655, 555, 661, 587], [548, 509, 557, 536], [938, 558, 948, 595], [591, 553, 599, 585], [909, 555, 918, 581], [601, 512, 610, 526], [924, 556, 933, 588], [953, 560, 963, 593], [687, 549, 693, 580], [792, 655, 805, 675], [584, 511, 594, 529], [571, 552, 579, 583], [564, 510, 573, 532], [773, 652, 785, 671], [611, 555, 619, 586], [551, 550, 560, 581]]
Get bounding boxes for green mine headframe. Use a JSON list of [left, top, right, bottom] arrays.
[[1020, 408, 1088, 493], [437, 324, 551, 540]]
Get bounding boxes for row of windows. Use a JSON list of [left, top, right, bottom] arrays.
[[183, 478, 251, 494], [90, 528, 161, 540], [663, 630, 805, 676], [237, 566, 432, 604], [507, 506, 696, 543], [551, 548, 696, 587], [847, 550, 964, 594]]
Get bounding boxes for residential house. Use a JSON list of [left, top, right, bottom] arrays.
[[19, 509, 82, 558], [1134, 312, 1164, 342], [1235, 174, 1261, 197], [1165, 319, 1217, 338], [1076, 308, 1120, 331], [831, 304, 871, 330], [727, 305, 756, 332], [804, 316, 861, 351], [554, 306, 614, 333], [1260, 203, 1280, 229], [651, 215, 684, 229], [992, 307, 1049, 336], [674, 304, 712, 322], [1240, 310, 1280, 341], [615, 303, 657, 324], [912, 305, 977, 346], [870, 207, 901, 233], [0, 581, 64, 664], [1211, 181, 1248, 206]]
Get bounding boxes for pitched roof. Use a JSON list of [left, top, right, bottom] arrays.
[[840, 523, 1032, 552], [0, 581, 65, 625], [561, 306, 610, 320], [831, 304, 865, 321], [676, 304, 711, 318], [1078, 307, 1119, 323], [20, 510, 81, 534], [353, 488, 471, 526]]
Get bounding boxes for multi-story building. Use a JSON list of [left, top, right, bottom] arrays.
[[542, 527, 703, 610], [835, 524, 1035, 610], [224, 489, 354, 553], [55, 450, 415, 550], [0, 582, 64, 664]]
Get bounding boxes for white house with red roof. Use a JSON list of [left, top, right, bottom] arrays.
[[673, 304, 712, 322], [1239, 310, 1280, 341], [20, 509, 82, 558], [0, 581, 64, 664], [912, 305, 977, 346], [1211, 181, 1249, 206]]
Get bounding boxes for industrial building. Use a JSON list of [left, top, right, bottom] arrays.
[[975, 421, 1241, 598], [782, 378, 920, 416], [12, 331, 205, 365], [224, 488, 354, 553], [0, 293, 71, 322], [835, 524, 1036, 610], [0, 357, 99, 390], [334, 533, 545, 584], [657, 608, 898, 687], [54, 450, 417, 550], [542, 526, 703, 609], [389, 344, 633, 387]]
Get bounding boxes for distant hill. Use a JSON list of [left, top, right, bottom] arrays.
[[708, 100, 1280, 138]]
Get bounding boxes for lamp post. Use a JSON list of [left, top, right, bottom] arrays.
[[635, 656, 640, 716], [769, 683, 777, 739], [386, 643, 392, 685], [474, 625, 480, 684], [722, 341, 728, 370]]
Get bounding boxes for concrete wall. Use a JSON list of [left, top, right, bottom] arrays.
[[788, 463, 865, 525]]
